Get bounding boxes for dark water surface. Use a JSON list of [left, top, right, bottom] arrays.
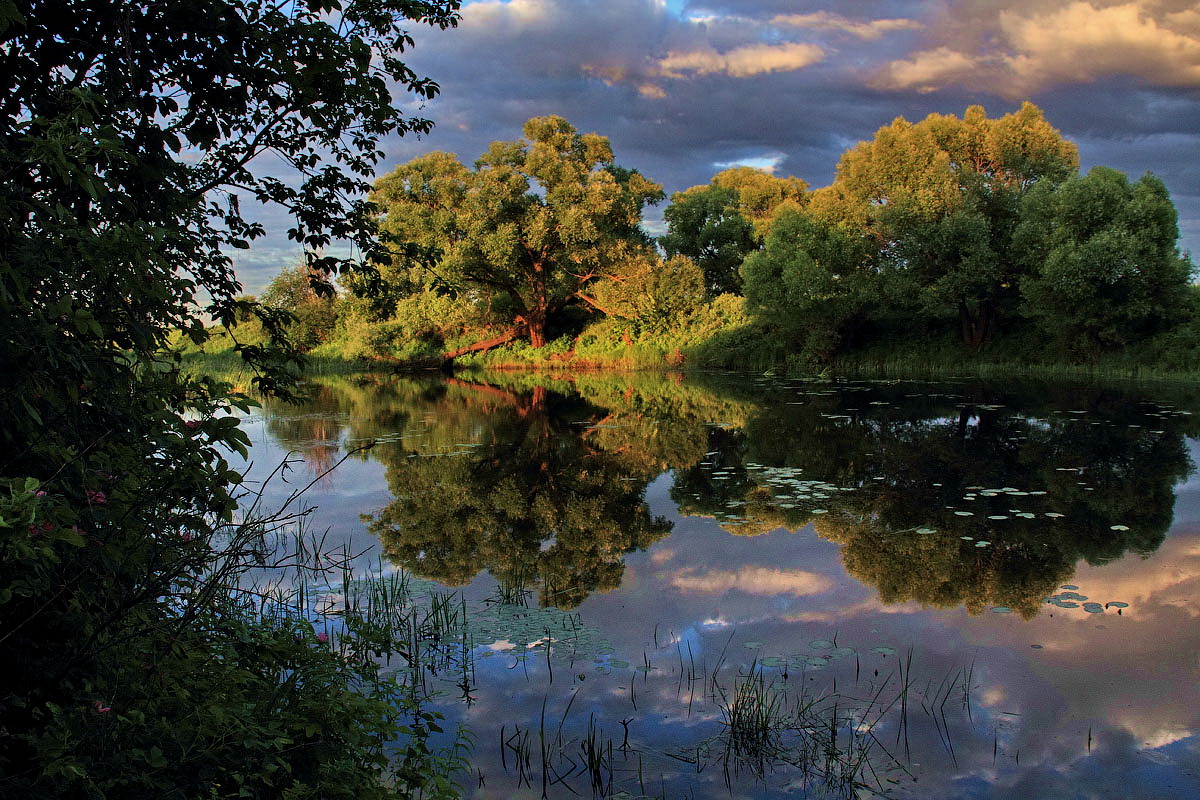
[[241, 372, 1200, 799]]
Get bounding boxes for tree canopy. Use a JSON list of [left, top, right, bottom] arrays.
[[661, 167, 808, 296], [1016, 167, 1195, 354], [370, 116, 664, 347], [810, 102, 1080, 346]]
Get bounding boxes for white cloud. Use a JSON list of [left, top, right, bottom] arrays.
[[1000, 2, 1200, 90]]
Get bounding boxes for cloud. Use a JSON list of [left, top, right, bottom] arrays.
[[771, 11, 922, 40], [875, 2, 1200, 95], [1000, 2, 1200, 90], [875, 46, 981, 93], [226, 0, 1200, 279], [669, 566, 834, 596], [655, 41, 825, 78]]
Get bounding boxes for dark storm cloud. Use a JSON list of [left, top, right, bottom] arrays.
[[229, 0, 1200, 291]]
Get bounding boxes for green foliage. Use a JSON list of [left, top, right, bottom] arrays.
[[741, 208, 874, 366], [370, 117, 664, 347], [592, 254, 707, 329], [661, 184, 758, 295], [0, 0, 467, 795], [811, 102, 1079, 346], [660, 167, 807, 296], [1017, 167, 1196, 354], [261, 263, 340, 349]]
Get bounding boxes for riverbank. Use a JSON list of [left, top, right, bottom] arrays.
[[181, 323, 1200, 387]]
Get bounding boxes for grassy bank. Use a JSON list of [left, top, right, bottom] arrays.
[[181, 297, 1200, 386]]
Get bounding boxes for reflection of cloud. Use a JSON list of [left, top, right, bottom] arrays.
[[649, 547, 676, 565], [670, 566, 833, 596], [782, 597, 923, 622], [655, 42, 825, 79], [1067, 532, 1200, 619], [772, 11, 922, 41]]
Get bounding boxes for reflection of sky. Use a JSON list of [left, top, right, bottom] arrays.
[[239, 381, 1200, 798]]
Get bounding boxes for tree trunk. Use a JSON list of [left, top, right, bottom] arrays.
[[529, 322, 546, 349], [525, 265, 551, 348], [958, 300, 993, 348], [441, 327, 522, 360]]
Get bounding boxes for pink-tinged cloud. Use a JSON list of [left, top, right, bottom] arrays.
[[875, 1, 1200, 95], [874, 46, 980, 93], [669, 566, 834, 596], [656, 42, 825, 79], [771, 11, 922, 41]]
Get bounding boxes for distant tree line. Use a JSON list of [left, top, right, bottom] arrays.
[[250, 104, 1195, 370]]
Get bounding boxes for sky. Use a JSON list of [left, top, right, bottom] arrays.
[[235, 0, 1200, 294]]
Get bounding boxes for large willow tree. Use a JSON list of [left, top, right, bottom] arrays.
[[371, 116, 664, 347]]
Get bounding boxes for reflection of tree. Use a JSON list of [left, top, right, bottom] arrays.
[[363, 381, 673, 608], [673, 384, 1195, 617]]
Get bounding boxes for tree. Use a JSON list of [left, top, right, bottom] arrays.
[[261, 262, 339, 348], [590, 253, 707, 329], [740, 207, 873, 364], [661, 167, 807, 295], [809, 103, 1079, 346], [1016, 167, 1195, 354], [0, 0, 462, 794], [371, 117, 664, 347]]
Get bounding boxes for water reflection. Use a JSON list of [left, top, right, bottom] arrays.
[[248, 373, 1200, 798], [260, 374, 1195, 617], [673, 384, 1194, 617]]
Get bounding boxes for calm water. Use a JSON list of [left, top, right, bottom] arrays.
[[241, 372, 1200, 799]]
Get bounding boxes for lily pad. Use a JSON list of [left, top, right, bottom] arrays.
[[810, 639, 834, 650], [954, 511, 974, 517], [990, 606, 1013, 614]]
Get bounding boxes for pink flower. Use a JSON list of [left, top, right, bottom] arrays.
[[86, 490, 107, 505], [184, 420, 201, 430], [28, 489, 46, 498], [40, 521, 54, 532], [93, 700, 111, 714], [316, 632, 329, 644]]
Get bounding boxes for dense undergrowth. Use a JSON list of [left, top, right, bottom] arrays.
[[180, 287, 1200, 385]]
